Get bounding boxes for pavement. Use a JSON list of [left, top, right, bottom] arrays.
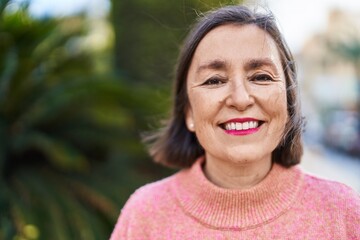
[[300, 144, 360, 193]]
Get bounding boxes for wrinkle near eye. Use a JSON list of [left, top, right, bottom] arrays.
[[247, 71, 280, 82]]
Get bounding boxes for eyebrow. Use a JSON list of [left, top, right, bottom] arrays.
[[244, 58, 280, 74], [196, 58, 280, 75], [196, 59, 227, 74]]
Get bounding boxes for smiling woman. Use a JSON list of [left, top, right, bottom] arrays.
[[185, 24, 288, 188], [110, 5, 360, 239]]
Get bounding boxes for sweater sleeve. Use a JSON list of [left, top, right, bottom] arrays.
[[109, 184, 160, 240], [109, 194, 132, 240], [345, 188, 360, 239]]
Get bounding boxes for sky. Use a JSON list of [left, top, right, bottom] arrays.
[[18, 0, 360, 53], [22, 0, 110, 18], [264, 0, 360, 53]]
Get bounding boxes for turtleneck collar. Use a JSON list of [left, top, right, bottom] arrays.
[[171, 157, 304, 230]]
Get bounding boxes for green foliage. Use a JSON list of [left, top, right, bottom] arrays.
[[0, 1, 170, 239], [111, 0, 243, 84], [0, 0, 245, 239]]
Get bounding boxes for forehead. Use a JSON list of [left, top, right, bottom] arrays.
[[191, 24, 282, 68]]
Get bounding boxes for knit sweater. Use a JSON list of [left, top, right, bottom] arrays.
[[110, 158, 360, 239]]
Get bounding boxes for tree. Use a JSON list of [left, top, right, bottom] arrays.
[[110, 0, 243, 84], [0, 1, 162, 239], [0, 1, 246, 239]]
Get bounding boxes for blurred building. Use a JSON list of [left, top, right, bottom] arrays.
[[298, 9, 360, 155], [300, 9, 359, 109]]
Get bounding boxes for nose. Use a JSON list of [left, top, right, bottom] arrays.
[[225, 80, 254, 111]]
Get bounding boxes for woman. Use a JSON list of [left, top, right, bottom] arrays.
[[111, 5, 360, 239]]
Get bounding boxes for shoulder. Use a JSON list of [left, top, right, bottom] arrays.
[[124, 174, 177, 209], [302, 172, 360, 202], [301, 173, 360, 235], [301, 172, 360, 220], [110, 173, 180, 239], [297, 172, 360, 238], [121, 169, 183, 217]]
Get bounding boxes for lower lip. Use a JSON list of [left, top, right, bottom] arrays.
[[224, 127, 260, 136]]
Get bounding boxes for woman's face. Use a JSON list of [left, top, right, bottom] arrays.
[[186, 24, 288, 165]]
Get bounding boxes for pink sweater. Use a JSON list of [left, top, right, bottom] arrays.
[[110, 158, 360, 239]]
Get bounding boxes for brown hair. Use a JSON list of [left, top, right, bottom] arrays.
[[145, 5, 304, 168]]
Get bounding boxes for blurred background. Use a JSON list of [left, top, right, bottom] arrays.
[[0, 0, 359, 239]]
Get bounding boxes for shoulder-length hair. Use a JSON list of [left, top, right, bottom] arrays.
[[144, 5, 304, 168]]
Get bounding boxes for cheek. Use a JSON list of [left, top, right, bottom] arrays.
[[268, 87, 288, 128], [257, 86, 288, 122], [272, 89, 287, 113], [188, 94, 203, 119], [188, 90, 220, 120]]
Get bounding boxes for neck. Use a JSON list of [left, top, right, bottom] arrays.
[[203, 155, 272, 189], [173, 158, 303, 229]]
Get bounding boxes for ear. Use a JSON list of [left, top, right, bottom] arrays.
[[185, 106, 195, 132]]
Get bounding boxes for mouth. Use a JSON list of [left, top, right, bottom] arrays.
[[219, 118, 264, 135]]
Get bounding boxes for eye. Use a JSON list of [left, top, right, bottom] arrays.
[[251, 74, 274, 82], [202, 77, 226, 86]]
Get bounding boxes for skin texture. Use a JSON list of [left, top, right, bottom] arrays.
[[185, 24, 288, 189]]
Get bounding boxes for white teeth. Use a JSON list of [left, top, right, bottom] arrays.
[[224, 121, 259, 131]]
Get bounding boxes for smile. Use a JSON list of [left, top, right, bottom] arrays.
[[220, 118, 263, 136], [224, 121, 259, 130]]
